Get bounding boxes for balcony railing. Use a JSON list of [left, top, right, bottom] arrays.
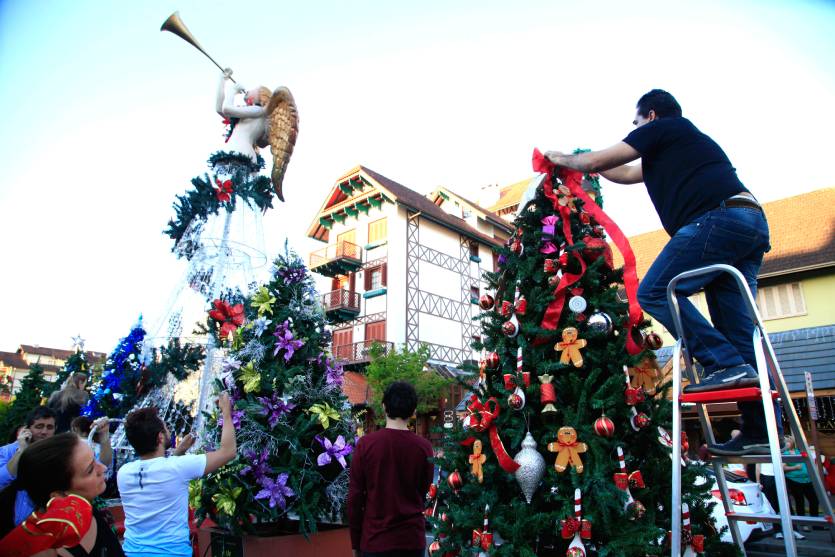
[[333, 340, 394, 364], [309, 241, 363, 277], [322, 289, 361, 322]]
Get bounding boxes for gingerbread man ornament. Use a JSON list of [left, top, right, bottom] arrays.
[[555, 327, 587, 367], [628, 357, 660, 394], [547, 426, 588, 474], [469, 439, 487, 483]]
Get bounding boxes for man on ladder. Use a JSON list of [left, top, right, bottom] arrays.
[[544, 88, 777, 455]]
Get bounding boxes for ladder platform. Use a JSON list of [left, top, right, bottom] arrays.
[[680, 387, 778, 404], [725, 512, 833, 525]]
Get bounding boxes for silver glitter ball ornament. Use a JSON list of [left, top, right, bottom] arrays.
[[513, 432, 545, 504], [587, 311, 613, 335]]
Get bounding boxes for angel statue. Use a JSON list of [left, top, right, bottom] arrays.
[[164, 69, 299, 261]]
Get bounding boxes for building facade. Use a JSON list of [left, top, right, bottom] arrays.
[[0, 345, 107, 399]]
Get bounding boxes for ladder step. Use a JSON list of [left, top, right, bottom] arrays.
[[725, 512, 833, 525], [680, 387, 778, 404], [713, 453, 807, 463]]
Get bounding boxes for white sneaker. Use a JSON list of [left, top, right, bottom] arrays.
[[793, 530, 805, 540], [775, 532, 783, 539]]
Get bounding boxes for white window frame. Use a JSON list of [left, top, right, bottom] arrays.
[[755, 282, 807, 321]]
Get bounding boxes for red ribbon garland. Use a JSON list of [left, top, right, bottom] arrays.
[[532, 149, 644, 355]]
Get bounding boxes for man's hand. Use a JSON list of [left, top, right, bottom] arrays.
[[222, 67, 233, 79], [217, 392, 232, 416], [544, 150, 568, 166], [173, 433, 196, 456], [16, 428, 32, 448], [92, 418, 110, 441]]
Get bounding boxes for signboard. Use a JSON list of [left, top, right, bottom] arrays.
[[804, 372, 818, 420]]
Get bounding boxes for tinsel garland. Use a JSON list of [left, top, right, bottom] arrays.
[[165, 151, 273, 259]]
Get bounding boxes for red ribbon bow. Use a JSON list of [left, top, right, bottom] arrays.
[[461, 396, 520, 474], [208, 299, 245, 339], [560, 518, 592, 540], [215, 178, 234, 202], [532, 149, 644, 355]]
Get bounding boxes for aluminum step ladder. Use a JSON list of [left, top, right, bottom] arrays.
[[667, 264, 834, 556]]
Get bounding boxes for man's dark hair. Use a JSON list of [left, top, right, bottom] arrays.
[[125, 407, 166, 456], [636, 89, 682, 118], [382, 381, 418, 420], [26, 405, 56, 427]]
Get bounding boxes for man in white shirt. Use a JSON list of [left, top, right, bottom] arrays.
[[117, 393, 236, 557]]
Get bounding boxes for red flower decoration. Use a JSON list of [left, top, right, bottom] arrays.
[[215, 179, 234, 202], [209, 299, 245, 339]]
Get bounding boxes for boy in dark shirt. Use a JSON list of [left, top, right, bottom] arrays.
[[543, 89, 779, 456], [348, 381, 434, 557]]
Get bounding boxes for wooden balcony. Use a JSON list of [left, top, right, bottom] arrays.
[[309, 241, 363, 277], [322, 289, 361, 323], [333, 340, 394, 365]]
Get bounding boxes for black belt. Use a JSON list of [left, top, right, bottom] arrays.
[[723, 197, 762, 211]]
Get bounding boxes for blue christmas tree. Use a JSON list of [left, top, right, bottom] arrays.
[[83, 319, 147, 418]]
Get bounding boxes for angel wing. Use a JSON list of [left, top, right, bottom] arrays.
[[265, 86, 299, 202]]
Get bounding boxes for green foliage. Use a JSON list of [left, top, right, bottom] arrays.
[[196, 246, 354, 537], [366, 343, 452, 420], [430, 170, 734, 556], [165, 151, 275, 258], [0, 364, 48, 441]]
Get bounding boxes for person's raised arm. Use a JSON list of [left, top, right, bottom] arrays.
[[203, 393, 237, 475], [92, 418, 113, 468], [600, 163, 643, 185], [6, 429, 31, 476], [216, 69, 232, 116], [545, 142, 641, 174], [172, 433, 196, 457]]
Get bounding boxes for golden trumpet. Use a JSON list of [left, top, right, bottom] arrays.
[[160, 11, 235, 83]]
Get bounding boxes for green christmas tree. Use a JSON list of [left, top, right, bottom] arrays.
[[196, 247, 353, 536], [429, 153, 733, 556], [0, 364, 49, 440]]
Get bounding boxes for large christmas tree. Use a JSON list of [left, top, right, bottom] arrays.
[[196, 247, 353, 536], [429, 152, 733, 556]]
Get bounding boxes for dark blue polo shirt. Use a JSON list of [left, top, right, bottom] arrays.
[[623, 116, 748, 235]]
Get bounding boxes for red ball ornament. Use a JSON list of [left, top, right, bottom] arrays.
[[594, 414, 615, 438], [508, 393, 523, 410], [502, 317, 519, 338], [631, 412, 650, 430], [478, 293, 495, 310], [447, 470, 463, 492], [485, 352, 500, 370], [644, 331, 663, 350], [627, 500, 646, 520], [566, 548, 586, 557]]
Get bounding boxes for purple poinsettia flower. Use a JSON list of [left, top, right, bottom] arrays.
[[256, 393, 296, 428], [277, 265, 306, 284], [318, 353, 344, 386], [497, 254, 507, 267], [255, 473, 295, 510], [241, 448, 271, 483], [273, 320, 304, 361], [316, 434, 353, 469], [217, 408, 245, 429]]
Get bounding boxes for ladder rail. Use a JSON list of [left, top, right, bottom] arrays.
[[760, 329, 835, 541]]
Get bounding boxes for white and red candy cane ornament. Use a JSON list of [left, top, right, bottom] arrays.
[[613, 447, 645, 519], [471, 504, 492, 556], [507, 347, 527, 410], [623, 365, 645, 406], [562, 488, 591, 557], [514, 285, 527, 315], [677, 503, 705, 556]]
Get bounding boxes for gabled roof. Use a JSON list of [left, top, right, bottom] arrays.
[[307, 166, 507, 248], [18, 345, 107, 363], [612, 188, 835, 279], [0, 351, 29, 370], [427, 187, 513, 235], [488, 177, 534, 216]]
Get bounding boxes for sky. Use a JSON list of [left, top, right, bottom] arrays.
[[0, 0, 833, 353]]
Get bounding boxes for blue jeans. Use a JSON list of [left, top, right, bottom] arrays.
[[637, 203, 781, 439]]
